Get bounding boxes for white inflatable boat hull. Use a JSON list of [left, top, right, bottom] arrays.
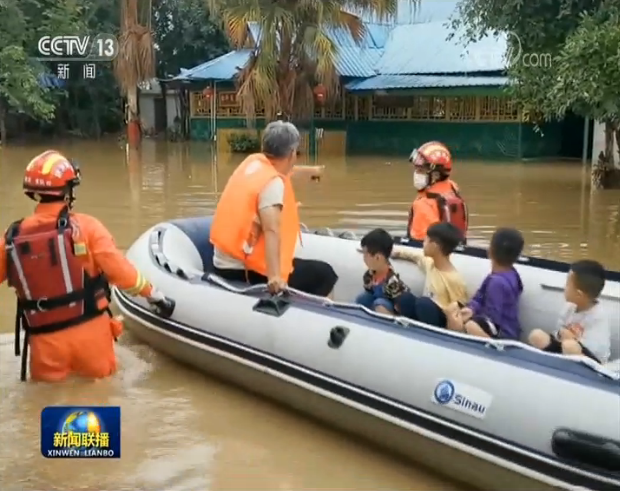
[[113, 218, 620, 491]]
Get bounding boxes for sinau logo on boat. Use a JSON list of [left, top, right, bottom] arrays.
[[432, 379, 493, 420]]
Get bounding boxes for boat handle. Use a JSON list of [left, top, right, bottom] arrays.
[[252, 293, 291, 317], [328, 326, 350, 349], [552, 428, 620, 472], [541, 283, 619, 302]]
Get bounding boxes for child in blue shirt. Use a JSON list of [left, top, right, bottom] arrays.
[[356, 228, 409, 314]]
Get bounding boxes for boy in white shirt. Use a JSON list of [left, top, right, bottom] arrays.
[[529, 260, 611, 364]]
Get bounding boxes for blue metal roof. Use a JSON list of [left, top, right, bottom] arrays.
[[325, 23, 386, 48], [352, 0, 459, 25], [345, 74, 508, 91], [365, 24, 391, 48], [175, 21, 383, 80], [175, 46, 381, 81], [376, 21, 508, 74], [175, 12, 510, 86], [247, 21, 387, 49], [174, 50, 252, 81], [335, 47, 382, 77]]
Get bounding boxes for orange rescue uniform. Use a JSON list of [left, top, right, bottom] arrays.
[[210, 153, 301, 278], [0, 202, 154, 382], [408, 179, 468, 240]]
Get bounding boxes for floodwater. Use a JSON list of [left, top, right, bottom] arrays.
[[1, 140, 619, 491]]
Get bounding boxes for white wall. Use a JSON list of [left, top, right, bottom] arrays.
[[591, 121, 619, 167], [139, 92, 181, 132]]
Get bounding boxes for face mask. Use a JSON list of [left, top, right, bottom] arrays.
[[413, 172, 429, 190]]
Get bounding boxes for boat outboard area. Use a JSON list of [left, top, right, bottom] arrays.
[[113, 217, 620, 491]]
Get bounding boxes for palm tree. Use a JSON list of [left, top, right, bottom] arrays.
[[206, 0, 415, 121], [114, 0, 155, 145]]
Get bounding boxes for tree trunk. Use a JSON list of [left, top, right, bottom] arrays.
[[592, 120, 620, 189], [0, 99, 7, 145], [126, 86, 141, 147], [615, 126, 620, 168]]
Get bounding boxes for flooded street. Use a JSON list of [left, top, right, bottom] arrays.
[[1, 140, 619, 490]]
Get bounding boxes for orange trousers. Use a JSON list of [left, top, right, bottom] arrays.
[[29, 315, 123, 382]]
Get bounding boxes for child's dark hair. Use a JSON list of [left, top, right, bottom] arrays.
[[426, 222, 463, 256], [490, 228, 524, 267], [570, 260, 605, 299], [360, 228, 393, 259]]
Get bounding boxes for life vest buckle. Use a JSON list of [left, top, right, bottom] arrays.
[[36, 297, 48, 312]]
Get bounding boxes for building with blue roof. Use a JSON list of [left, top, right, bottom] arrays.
[[168, 0, 569, 159]]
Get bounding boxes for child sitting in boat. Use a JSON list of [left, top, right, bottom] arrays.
[[445, 228, 524, 339], [390, 222, 468, 327], [528, 260, 611, 364], [356, 228, 409, 314]]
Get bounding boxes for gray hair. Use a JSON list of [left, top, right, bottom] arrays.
[[262, 121, 300, 159]]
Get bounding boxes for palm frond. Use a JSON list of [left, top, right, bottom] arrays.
[[207, 0, 419, 119]]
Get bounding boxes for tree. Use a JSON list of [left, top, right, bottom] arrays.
[[453, 0, 620, 189], [0, 0, 56, 142], [206, 0, 417, 121], [550, 4, 620, 188], [153, 0, 229, 78], [0, 0, 250, 143], [114, 0, 155, 146]]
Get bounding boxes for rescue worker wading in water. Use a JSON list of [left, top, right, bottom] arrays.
[[0, 150, 175, 382], [407, 141, 468, 241]]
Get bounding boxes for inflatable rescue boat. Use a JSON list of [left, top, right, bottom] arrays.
[[112, 217, 620, 491]]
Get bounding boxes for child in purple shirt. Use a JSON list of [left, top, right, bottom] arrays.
[[446, 228, 524, 339]]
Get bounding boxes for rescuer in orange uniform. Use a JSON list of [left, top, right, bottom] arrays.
[[407, 141, 468, 241], [210, 121, 338, 296], [0, 150, 175, 382]]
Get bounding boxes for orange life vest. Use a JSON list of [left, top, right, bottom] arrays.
[[210, 153, 300, 278], [4, 207, 111, 378], [408, 179, 468, 240]]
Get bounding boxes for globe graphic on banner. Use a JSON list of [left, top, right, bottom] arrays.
[[61, 411, 102, 450]]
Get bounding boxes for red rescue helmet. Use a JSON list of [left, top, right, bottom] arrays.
[[409, 141, 453, 173], [23, 150, 81, 200]]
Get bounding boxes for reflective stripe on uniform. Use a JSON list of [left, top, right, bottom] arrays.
[[8, 247, 33, 302], [444, 202, 451, 223], [56, 234, 76, 307], [122, 273, 147, 296]]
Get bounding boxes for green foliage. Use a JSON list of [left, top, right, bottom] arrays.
[[153, 0, 229, 78], [453, 0, 619, 124], [227, 132, 260, 153], [0, 0, 56, 125], [549, 4, 620, 123], [454, 0, 620, 186], [0, 0, 229, 141]]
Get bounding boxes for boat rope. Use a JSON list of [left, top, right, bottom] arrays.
[[205, 274, 620, 381]]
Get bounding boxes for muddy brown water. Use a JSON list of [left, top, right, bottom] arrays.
[[1, 140, 619, 490]]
